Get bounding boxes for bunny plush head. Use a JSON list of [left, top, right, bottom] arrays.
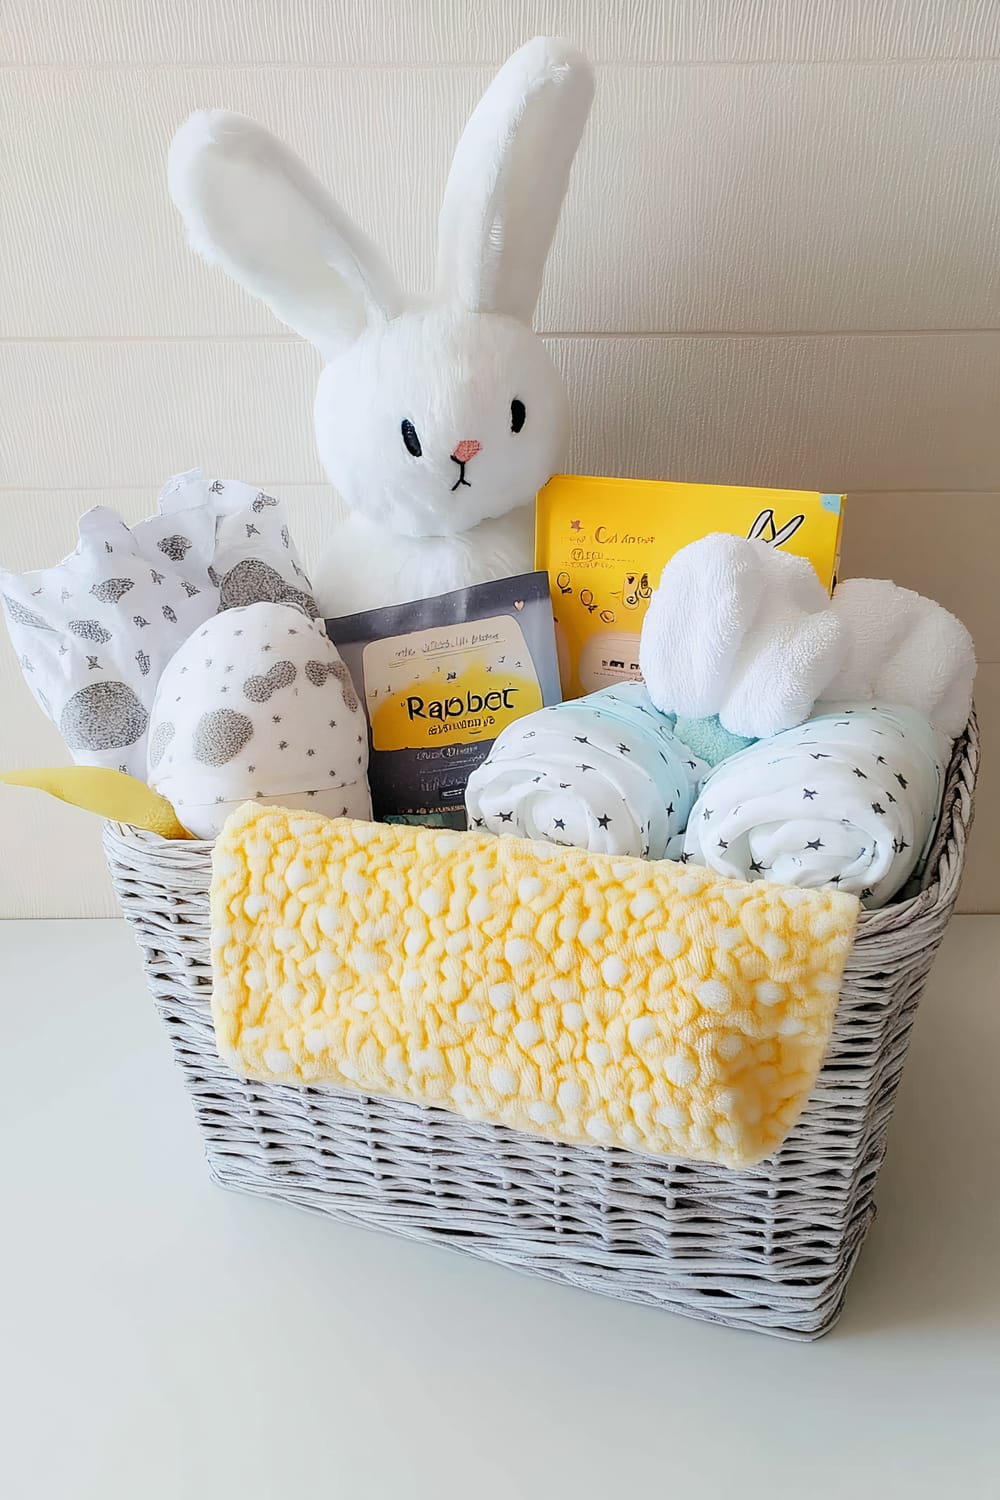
[[168, 38, 593, 542]]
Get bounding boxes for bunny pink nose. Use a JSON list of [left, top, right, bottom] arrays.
[[452, 440, 481, 464]]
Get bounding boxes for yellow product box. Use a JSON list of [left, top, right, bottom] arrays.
[[535, 474, 845, 699]]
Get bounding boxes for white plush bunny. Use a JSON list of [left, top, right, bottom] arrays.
[[168, 38, 594, 615]]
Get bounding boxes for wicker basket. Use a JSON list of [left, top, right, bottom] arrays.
[[105, 715, 978, 1340]]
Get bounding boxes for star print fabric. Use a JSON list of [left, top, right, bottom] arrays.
[[1, 470, 317, 778], [147, 602, 370, 838], [1, 503, 218, 776], [682, 703, 944, 908], [465, 683, 706, 858], [160, 470, 317, 619]]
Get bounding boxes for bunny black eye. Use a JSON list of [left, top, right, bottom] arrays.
[[510, 398, 526, 434], [401, 419, 422, 457]]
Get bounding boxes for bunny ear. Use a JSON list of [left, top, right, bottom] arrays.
[[168, 111, 402, 359], [747, 510, 775, 542], [436, 37, 594, 322], [770, 514, 806, 547], [747, 511, 807, 548]]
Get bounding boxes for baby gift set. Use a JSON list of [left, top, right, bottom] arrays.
[[1, 40, 980, 1339]]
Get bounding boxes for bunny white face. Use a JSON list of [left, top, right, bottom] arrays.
[[169, 38, 593, 580], [314, 307, 568, 537]]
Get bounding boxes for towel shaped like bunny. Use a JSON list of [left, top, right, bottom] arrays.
[[639, 534, 975, 742], [825, 579, 975, 739], [639, 533, 846, 739]]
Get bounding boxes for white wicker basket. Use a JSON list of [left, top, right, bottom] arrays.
[[104, 716, 978, 1340]]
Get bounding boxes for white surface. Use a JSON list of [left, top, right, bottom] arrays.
[[1, 916, 998, 1500], [2, 0, 998, 914]]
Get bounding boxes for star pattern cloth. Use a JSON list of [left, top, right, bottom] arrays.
[[0, 471, 316, 778], [465, 683, 706, 858], [682, 703, 944, 908]]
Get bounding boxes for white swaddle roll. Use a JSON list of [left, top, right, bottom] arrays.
[[682, 703, 944, 908], [465, 683, 706, 858]]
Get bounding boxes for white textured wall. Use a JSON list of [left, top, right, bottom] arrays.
[[1, 0, 997, 915]]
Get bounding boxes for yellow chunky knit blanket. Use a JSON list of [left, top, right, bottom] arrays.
[[210, 805, 860, 1169]]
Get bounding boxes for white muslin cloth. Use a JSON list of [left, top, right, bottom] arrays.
[[682, 703, 944, 909], [1, 471, 317, 777], [638, 533, 845, 739], [159, 469, 318, 618], [1, 503, 218, 776], [465, 682, 707, 858]]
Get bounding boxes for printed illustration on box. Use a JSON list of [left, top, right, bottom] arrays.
[[536, 475, 844, 699]]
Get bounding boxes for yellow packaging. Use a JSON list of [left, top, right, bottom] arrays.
[[326, 572, 561, 826], [535, 474, 845, 698]]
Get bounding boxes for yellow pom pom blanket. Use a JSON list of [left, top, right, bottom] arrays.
[[210, 806, 860, 1169]]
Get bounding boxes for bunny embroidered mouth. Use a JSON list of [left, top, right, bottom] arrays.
[[450, 457, 472, 492]]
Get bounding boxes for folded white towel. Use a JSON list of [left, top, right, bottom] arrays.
[[826, 579, 975, 738], [639, 534, 845, 739]]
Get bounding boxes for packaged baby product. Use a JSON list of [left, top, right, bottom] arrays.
[[536, 474, 845, 698], [326, 573, 561, 826]]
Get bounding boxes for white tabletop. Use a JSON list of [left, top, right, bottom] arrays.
[[2, 916, 998, 1499]]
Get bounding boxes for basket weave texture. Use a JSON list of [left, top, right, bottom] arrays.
[[105, 716, 978, 1339]]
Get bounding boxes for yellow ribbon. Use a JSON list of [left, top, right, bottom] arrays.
[[0, 766, 193, 839]]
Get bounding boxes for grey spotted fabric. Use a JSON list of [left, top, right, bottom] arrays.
[[1, 470, 318, 777], [161, 470, 318, 619], [147, 602, 370, 838], [1, 503, 218, 774], [682, 703, 944, 909]]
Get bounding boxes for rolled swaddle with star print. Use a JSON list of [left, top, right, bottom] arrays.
[[464, 682, 706, 858], [682, 703, 944, 908]]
